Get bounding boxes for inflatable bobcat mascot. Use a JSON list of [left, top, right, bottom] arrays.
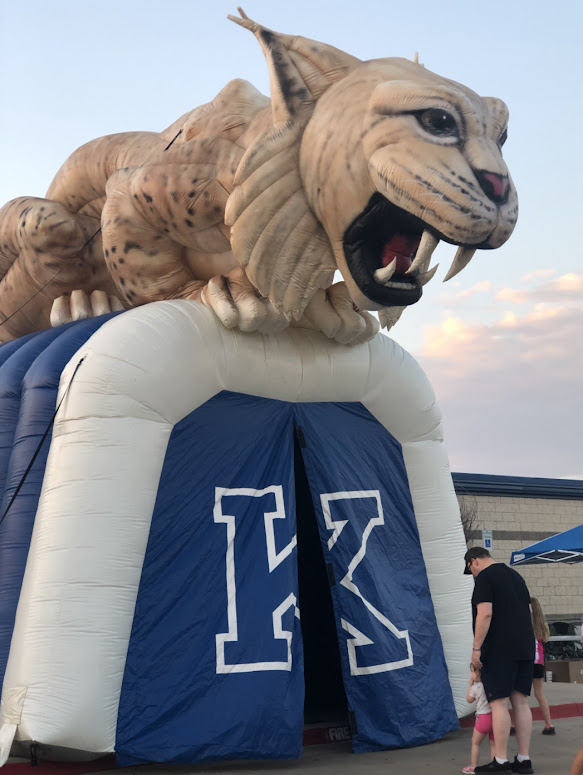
[[0, 9, 517, 343]]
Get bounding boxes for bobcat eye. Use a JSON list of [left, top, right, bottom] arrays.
[[417, 109, 460, 139], [498, 128, 508, 148]]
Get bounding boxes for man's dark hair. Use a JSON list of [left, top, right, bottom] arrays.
[[463, 546, 492, 574]]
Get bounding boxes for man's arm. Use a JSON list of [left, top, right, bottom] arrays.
[[472, 602, 493, 667]]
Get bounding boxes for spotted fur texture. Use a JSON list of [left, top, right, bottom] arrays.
[[0, 10, 517, 343]]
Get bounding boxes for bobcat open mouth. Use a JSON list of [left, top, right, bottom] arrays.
[[343, 193, 437, 307]]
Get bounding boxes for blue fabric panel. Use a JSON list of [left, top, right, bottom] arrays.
[[0, 315, 120, 686], [295, 402, 458, 752], [116, 393, 303, 766], [0, 332, 39, 365], [0, 328, 65, 507], [0, 334, 43, 495]]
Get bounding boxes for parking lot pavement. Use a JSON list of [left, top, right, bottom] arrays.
[[9, 683, 582, 775], [104, 716, 582, 775], [528, 680, 583, 710]]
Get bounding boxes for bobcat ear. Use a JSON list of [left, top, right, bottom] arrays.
[[228, 8, 360, 125]]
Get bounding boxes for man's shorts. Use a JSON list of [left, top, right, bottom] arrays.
[[474, 711, 494, 740], [481, 659, 534, 701]]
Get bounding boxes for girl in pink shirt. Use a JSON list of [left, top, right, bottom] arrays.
[[531, 597, 555, 734]]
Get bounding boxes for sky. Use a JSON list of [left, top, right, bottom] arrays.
[[1, 0, 582, 477]]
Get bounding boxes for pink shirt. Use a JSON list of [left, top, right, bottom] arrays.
[[535, 638, 545, 665]]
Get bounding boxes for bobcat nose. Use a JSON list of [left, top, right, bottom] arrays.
[[474, 170, 510, 205]]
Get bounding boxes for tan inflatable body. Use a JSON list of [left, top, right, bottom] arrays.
[[0, 9, 518, 343]]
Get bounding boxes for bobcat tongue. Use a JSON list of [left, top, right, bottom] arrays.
[[381, 234, 421, 274]]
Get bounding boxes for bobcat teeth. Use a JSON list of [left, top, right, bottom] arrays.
[[380, 280, 415, 290], [374, 258, 397, 284], [407, 231, 439, 275], [418, 263, 439, 286], [443, 246, 477, 282], [378, 305, 406, 330]]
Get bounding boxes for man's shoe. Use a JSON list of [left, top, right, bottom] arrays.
[[511, 756, 534, 774], [541, 726, 555, 735], [475, 760, 511, 772]]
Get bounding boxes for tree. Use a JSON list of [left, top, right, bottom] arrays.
[[458, 493, 481, 546]]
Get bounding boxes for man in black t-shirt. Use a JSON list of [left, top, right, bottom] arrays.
[[464, 546, 535, 774]]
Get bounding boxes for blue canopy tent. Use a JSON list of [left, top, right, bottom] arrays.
[[510, 525, 583, 565]]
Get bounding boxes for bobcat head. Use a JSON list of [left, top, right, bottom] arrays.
[[226, 10, 517, 330]]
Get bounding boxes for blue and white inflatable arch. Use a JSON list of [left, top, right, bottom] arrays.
[[0, 301, 472, 765]]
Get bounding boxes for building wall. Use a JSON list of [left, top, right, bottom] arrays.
[[460, 493, 583, 620]]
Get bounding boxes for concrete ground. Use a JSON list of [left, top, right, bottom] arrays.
[[114, 721, 581, 775], [9, 683, 583, 775], [109, 684, 583, 775]]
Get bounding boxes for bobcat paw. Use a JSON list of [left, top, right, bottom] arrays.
[[294, 282, 379, 345], [50, 290, 125, 327], [200, 268, 289, 334]]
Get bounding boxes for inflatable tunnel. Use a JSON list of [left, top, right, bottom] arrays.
[[0, 302, 472, 765]]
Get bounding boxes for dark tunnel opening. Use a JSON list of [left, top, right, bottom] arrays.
[[294, 432, 348, 725]]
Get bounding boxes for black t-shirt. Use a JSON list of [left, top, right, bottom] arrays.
[[472, 563, 534, 662]]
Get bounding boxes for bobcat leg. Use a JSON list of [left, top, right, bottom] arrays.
[[0, 197, 115, 340], [101, 166, 221, 306], [103, 167, 288, 333]]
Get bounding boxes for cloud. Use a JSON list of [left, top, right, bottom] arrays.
[[520, 269, 556, 283], [455, 281, 492, 300], [498, 305, 565, 328], [437, 280, 493, 306], [557, 273, 583, 291], [438, 270, 583, 311], [495, 288, 529, 304], [417, 299, 583, 478], [496, 271, 583, 306]]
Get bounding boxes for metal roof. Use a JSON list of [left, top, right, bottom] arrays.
[[452, 473, 583, 500]]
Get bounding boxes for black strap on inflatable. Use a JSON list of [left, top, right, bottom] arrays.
[[0, 266, 64, 332], [163, 128, 183, 152], [0, 356, 86, 531]]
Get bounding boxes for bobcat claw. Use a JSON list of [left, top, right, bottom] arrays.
[[294, 282, 379, 345], [50, 290, 125, 327], [201, 268, 289, 334]]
